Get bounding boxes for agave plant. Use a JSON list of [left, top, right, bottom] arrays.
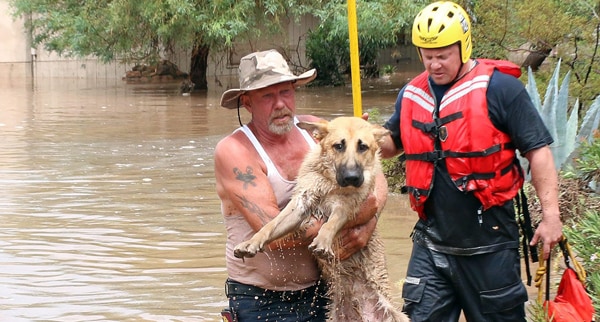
[[578, 95, 600, 145], [521, 60, 600, 179]]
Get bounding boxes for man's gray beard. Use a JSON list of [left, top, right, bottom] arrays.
[[269, 119, 293, 135]]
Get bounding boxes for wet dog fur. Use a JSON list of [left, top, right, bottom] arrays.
[[234, 116, 409, 322]]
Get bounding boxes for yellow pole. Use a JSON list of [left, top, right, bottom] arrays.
[[347, 0, 362, 117]]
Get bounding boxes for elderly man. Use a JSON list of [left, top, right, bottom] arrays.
[[214, 49, 387, 321]]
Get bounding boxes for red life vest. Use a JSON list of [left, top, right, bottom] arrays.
[[400, 59, 524, 219]]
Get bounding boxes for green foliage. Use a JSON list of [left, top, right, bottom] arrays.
[[527, 300, 550, 322], [7, 0, 326, 64], [565, 133, 600, 320], [306, 24, 347, 86], [381, 64, 397, 75], [560, 137, 600, 317], [472, 0, 586, 59], [573, 134, 600, 193], [471, 0, 600, 108], [578, 96, 600, 145], [564, 207, 600, 319], [525, 61, 577, 170], [381, 156, 406, 193], [9, 0, 205, 63], [306, 0, 425, 85], [366, 107, 405, 192], [523, 60, 600, 177]]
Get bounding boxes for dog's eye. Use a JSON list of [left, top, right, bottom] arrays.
[[357, 143, 369, 152], [357, 140, 369, 153], [333, 140, 345, 152]]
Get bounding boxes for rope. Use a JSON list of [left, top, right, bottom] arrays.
[[562, 237, 587, 283], [535, 235, 588, 304], [534, 249, 550, 303]]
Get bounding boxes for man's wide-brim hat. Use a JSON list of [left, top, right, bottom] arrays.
[[220, 49, 316, 109]]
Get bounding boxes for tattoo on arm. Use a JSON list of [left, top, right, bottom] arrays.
[[236, 194, 271, 225], [236, 195, 315, 244], [233, 166, 256, 189]]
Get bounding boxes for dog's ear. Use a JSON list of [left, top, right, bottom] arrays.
[[297, 120, 329, 141], [371, 124, 391, 146]]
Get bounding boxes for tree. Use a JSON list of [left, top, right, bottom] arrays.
[[8, 0, 326, 89], [307, 0, 426, 85], [471, 0, 600, 104]]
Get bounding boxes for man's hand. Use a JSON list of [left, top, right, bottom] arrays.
[[336, 216, 377, 260], [530, 215, 563, 260]]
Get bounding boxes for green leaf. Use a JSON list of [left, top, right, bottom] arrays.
[[578, 95, 600, 144], [562, 98, 579, 168], [526, 67, 542, 111]]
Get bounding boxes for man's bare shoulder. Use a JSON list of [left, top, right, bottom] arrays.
[[215, 130, 250, 157], [214, 131, 264, 179]]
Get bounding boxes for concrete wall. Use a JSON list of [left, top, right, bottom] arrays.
[[0, 0, 31, 78]]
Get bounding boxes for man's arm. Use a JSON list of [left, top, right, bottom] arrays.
[[380, 134, 402, 159], [361, 111, 403, 159], [525, 146, 563, 259], [214, 134, 321, 249]]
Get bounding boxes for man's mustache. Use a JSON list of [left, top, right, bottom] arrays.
[[270, 107, 293, 120]]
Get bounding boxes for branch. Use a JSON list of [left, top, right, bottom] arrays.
[[584, 22, 600, 85]]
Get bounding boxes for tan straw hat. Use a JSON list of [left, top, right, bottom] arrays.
[[220, 49, 316, 109]]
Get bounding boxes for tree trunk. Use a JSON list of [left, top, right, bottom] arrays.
[[189, 42, 209, 90], [521, 47, 552, 72]]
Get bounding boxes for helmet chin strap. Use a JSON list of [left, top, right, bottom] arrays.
[[452, 59, 476, 83], [451, 61, 465, 83]]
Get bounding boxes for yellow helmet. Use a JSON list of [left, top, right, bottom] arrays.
[[412, 1, 472, 63]]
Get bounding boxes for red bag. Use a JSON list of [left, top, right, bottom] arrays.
[[537, 238, 595, 322], [544, 268, 594, 321]]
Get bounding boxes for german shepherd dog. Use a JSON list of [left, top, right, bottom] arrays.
[[234, 116, 409, 322]]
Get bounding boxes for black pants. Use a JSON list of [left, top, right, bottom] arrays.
[[402, 243, 528, 322]]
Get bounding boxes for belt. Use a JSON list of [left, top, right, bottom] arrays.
[[225, 279, 324, 301]]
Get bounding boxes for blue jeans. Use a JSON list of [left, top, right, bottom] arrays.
[[226, 279, 329, 322]]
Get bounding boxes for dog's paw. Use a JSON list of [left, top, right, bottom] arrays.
[[308, 240, 335, 259], [311, 247, 335, 259], [233, 241, 263, 258]]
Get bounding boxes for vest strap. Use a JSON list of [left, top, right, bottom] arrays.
[[516, 187, 538, 286], [412, 112, 463, 134], [405, 144, 501, 161], [403, 186, 429, 199], [404, 142, 517, 162], [452, 163, 515, 190]]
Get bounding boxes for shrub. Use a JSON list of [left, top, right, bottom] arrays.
[[306, 25, 348, 87]]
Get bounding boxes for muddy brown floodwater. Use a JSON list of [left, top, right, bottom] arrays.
[[0, 74, 422, 321]]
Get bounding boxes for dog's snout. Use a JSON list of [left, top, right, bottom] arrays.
[[337, 165, 364, 187]]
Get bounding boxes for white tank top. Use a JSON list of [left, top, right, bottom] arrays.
[[224, 117, 320, 291], [237, 117, 316, 208]]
